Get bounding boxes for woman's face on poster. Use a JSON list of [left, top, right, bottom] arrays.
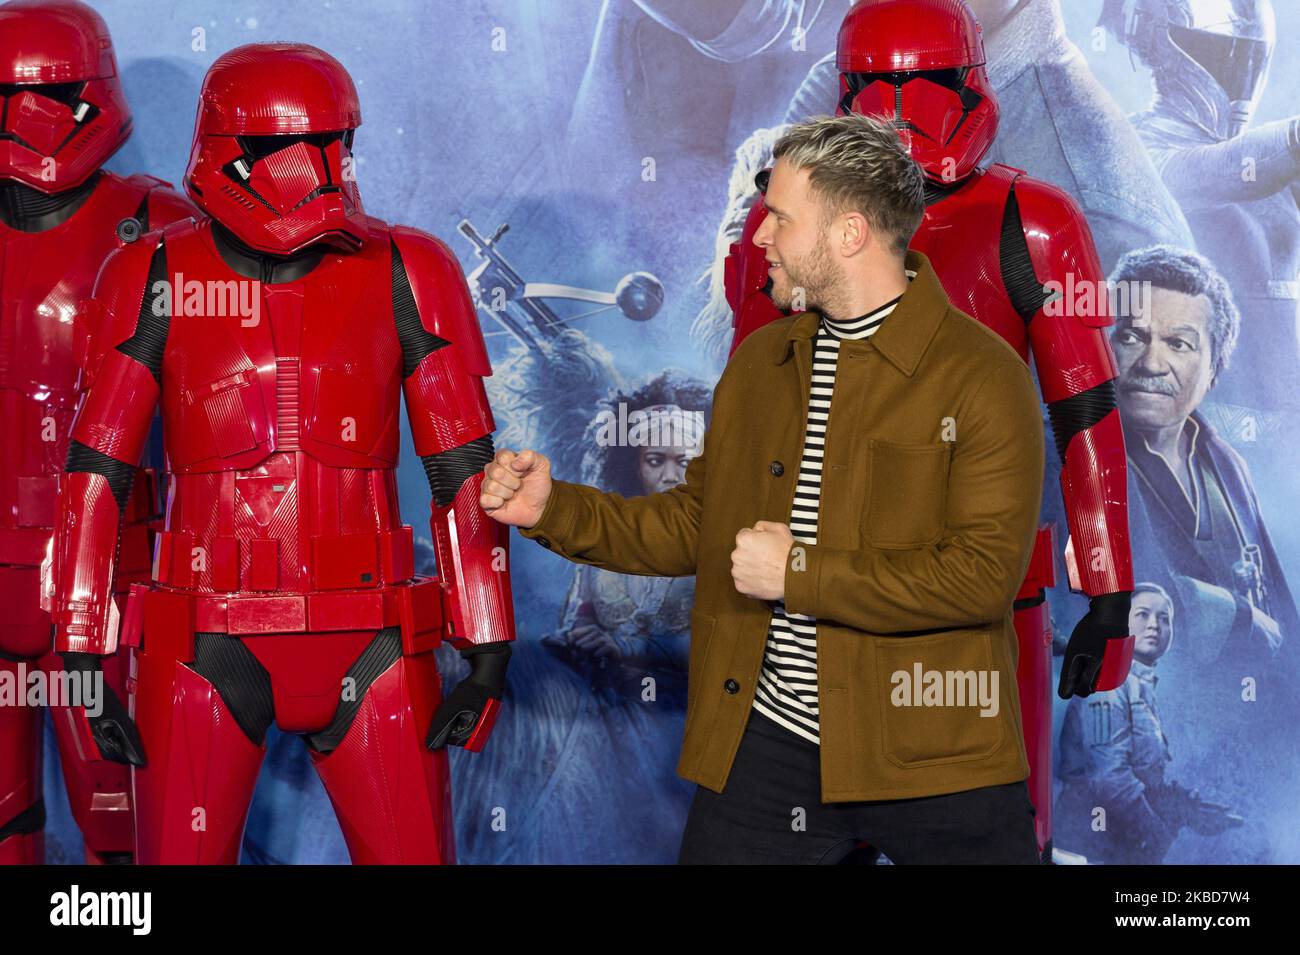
[[1130, 589, 1174, 662], [638, 443, 702, 494]]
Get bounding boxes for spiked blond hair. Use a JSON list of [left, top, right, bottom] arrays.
[[772, 113, 926, 256]]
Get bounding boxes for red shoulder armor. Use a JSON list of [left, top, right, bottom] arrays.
[[79, 229, 165, 383], [391, 224, 492, 377], [987, 160, 1027, 180], [123, 173, 169, 191], [1013, 174, 1118, 402], [390, 224, 495, 456], [1011, 175, 1112, 332], [142, 181, 200, 230]]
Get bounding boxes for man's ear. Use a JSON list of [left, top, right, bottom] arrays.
[[840, 210, 871, 257]]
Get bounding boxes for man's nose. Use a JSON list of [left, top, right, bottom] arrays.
[[1134, 345, 1166, 375], [752, 215, 773, 248]]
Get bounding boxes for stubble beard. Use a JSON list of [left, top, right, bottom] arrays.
[[773, 231, 843, 318]]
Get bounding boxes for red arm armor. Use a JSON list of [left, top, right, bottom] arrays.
[[51, 235, 166, 654], [391, 225, 515, 651], [90, 182, 197, 582], [1015, 176, 1134, 598]]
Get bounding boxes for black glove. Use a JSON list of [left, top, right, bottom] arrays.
[[60, 651, 146, 767], [426, 642, 511, 750], [1058, 591, 1131, 700]]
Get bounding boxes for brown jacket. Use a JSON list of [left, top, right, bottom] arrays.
[[520, 249, 1044, 801]]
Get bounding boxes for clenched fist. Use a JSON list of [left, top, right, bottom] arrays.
[[480, 448, 553, 528], [731, 521, 795, 601]]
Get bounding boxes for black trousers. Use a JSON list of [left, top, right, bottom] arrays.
[[678, 710, 1040, 864]]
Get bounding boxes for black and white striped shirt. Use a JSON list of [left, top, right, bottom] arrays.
[[752, 273, 914, 745]]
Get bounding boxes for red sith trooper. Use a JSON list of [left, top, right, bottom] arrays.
[[726, 0, 1136, 861], [0, 0, 195, 864], [49, 43, 515, 864]]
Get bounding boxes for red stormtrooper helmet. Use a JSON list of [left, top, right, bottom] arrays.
[[836, 0, 998, 184], [0, 0, 133, 192], [185, 43, 366, 255]]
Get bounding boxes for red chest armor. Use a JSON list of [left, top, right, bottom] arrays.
[[152, 218, 414, 597], [910, 164, 1030, 362], [0, 173, 157, 562]]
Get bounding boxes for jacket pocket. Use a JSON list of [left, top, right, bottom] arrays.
[[873, 626, 1007, 768], [863, 439, 951, 548]]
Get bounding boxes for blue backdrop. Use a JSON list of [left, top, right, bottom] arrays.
[[38, 0, 1300, 864]]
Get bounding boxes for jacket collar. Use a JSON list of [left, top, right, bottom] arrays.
[[772, 249, 949, 375]]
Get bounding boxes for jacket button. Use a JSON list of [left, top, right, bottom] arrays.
[[769, 460, 784, 477], [536, 536, 552, 549], [724, 678, 740, 694]]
